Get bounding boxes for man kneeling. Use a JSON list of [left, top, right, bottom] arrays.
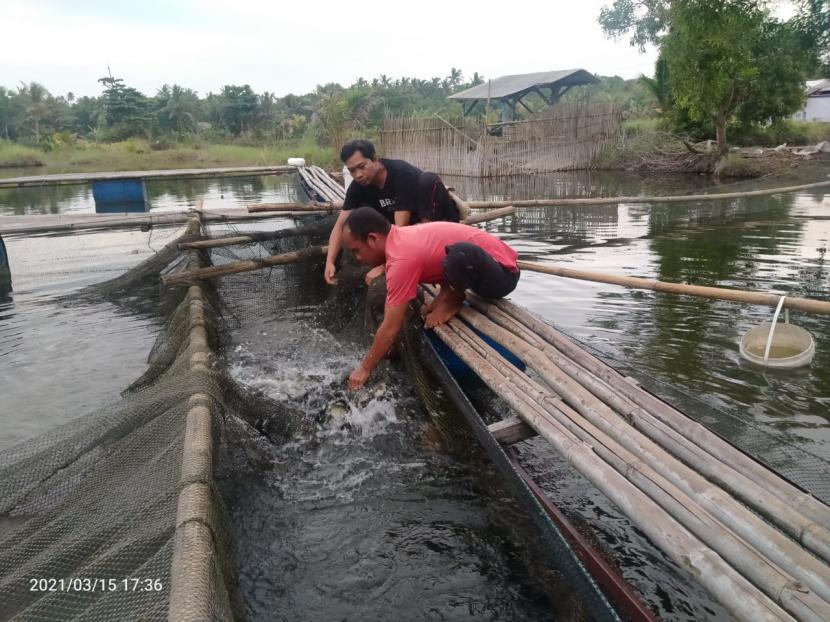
[[342, 206, 520, 389]]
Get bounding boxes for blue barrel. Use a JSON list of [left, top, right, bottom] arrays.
[[92, 179, 149, 213]]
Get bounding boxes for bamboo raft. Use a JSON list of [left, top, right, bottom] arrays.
[[421, 286, 830, 622]]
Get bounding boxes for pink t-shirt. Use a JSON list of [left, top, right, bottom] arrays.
[[384, 222, 518, 307]]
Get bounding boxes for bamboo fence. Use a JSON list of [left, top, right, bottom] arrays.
[[379, 103, 622, 177]]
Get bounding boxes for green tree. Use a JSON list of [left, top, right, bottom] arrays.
[[795, 0, 830, 74], [0, 87, 12, 140], [155, 84, 200, 136], [599, 0, 670, 49], [98, 74, 150, 138], [218, 85, 258, 136], [19, 82, 51, 143], [663, 0, 814, 153], [71, 96, 102, 135], [639, 55, 671, 112]]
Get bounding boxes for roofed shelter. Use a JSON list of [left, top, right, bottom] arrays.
[[449, 69, 600, 120], [793, 79, 830, 122]]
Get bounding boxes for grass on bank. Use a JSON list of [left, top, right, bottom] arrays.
[[620, 118, 830, 148], [0, 139, 340, 173], [0, 141, 44, 168]]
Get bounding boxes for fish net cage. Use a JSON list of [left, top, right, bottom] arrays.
[[2, 211, 828, 622]]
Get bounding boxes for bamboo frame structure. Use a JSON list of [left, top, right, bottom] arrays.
[[380, 103, 622, 177], [161, 245, 327, 286], [184, 207, 516, 251], [465, 179, 830, 208], [168, 217, 225, 621]]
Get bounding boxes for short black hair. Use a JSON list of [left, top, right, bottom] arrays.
[[344, 207, 391, 241], [340, 139, 376, 163]]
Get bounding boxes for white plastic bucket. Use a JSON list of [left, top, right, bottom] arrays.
[[739, 298, 815, 368], [287, 157, 306, 167]]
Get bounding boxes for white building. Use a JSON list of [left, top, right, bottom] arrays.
[[793, 79, 830, 122]]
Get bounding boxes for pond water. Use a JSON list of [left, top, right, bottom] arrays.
[[1, 166, 828, 621]]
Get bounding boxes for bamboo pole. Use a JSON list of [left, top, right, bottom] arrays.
[[161, 245, 327, 286], [427, 310, 794, 622], [169, 217, 221, 621], [184, 207, 516, 251], [490, 297, 830, 533], [462, 206, 515, 225], [304, 165, 346, 200], [247, 201, 340, 213], [439, 308, 830, 622], [449, 190, 473, 220], [0, 209, 326, 236], [517, 260, 830, 315], [446, 294, 830, 604], [466, 179, 830, 208], [0, 165, 296, 189], [298, 166, 341, 203]]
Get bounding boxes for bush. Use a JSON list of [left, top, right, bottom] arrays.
[[0, 140, 44, 168], [732, 120, 830, 147]]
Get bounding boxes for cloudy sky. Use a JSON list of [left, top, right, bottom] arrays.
[[2, 0, 658, 98]]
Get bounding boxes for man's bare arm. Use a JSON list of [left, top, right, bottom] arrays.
[[348, 302, 408, 389], [324, 209, 351, 285], [394, 210, 411, 227]]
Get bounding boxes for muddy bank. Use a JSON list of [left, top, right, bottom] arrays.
[[602, 140, 830, 178]]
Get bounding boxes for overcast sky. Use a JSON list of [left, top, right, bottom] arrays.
[[2, 0, 658, 99]]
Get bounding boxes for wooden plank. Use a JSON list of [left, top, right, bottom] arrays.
[[488, 417, 538, 444], [0, 165, 296, 189]]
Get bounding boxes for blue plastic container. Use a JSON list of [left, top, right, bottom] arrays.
[[92, 179, 149, 213], [426, 322, 526, 380]]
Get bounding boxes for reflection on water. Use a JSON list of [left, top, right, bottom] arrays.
[[0, 173, 304, 215]]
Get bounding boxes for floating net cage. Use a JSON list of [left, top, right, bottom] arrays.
[[2, 212, 829, 622]]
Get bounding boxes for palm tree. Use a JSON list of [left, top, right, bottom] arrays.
[[20, 82, 50, 143], [156, 84, 199, 134], [639, 57, 672, 113]]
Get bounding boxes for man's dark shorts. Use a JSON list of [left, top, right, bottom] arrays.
[[442, 242, 520, 299]]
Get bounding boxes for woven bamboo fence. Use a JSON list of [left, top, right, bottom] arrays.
[[379, 102, 622, 177]]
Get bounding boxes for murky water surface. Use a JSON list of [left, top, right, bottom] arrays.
[[1, 167, 828, 621]]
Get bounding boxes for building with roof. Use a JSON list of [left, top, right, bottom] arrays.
[[793, 79, 830, 122], [448, 69, 599, 120]]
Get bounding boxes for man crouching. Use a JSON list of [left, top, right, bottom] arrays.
[[342, 206, 520, 390]]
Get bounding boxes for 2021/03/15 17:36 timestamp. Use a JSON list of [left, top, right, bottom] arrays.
[[29, 578, 164, 592]]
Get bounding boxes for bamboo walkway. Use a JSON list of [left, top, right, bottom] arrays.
[[425, 287, 830, 622], [0, 165, 295, 189]]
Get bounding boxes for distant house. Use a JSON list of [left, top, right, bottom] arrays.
[[793, 80, 830, 122]]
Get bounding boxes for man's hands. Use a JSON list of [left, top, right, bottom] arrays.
[[324, 260, 338, 285], [364, 264, 384, 285], [348, 365, 371, 390]]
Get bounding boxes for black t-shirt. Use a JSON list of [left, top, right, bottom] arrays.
[[342, 158, 423, 223]]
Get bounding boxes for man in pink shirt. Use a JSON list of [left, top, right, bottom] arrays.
[[342, 206, 520, 389]]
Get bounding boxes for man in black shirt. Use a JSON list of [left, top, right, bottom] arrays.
[[324, 139, 459, 285]]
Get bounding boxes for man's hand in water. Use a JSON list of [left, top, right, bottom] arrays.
[[348, 365, 370, 390], [364, 264, 384, 285], [324, 261, 338, 285]]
